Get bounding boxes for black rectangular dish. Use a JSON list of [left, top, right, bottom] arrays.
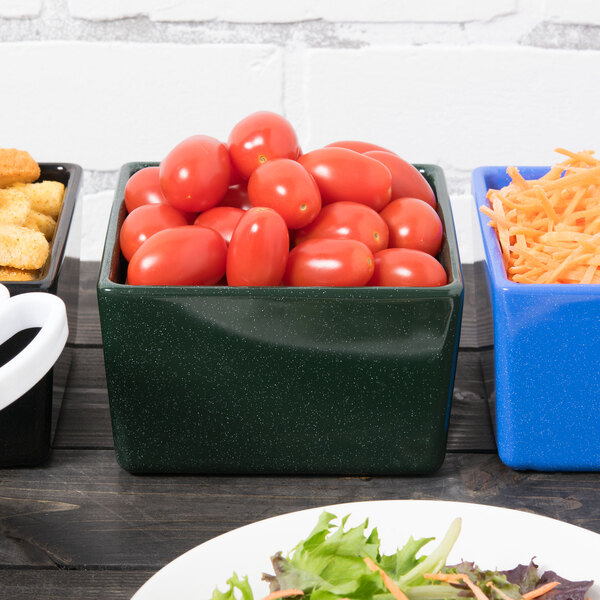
[[0, 163, 82, 467]]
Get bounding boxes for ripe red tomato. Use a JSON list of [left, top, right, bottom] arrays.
[[127, 225, 227, 286], [194, 206, 244, 244], [325, 140, 395, 154], [124, 166, 166, 213], [227, 150, 245, 186], [369, 248, 447, 287], [159, 135, 230, 213], [119, 204, 188, 262], [228, 111, 301, 179], [226, 207, 289, 286], [219, 185, 252, 211], [284, 239, 374, 287], [248, 159, 321, 229], [298, 148, 392, 211], [123, 167, 197, 222], [295, 201, 388, 254], [380, 197, 443, 256], [364, 151, 436, 208]]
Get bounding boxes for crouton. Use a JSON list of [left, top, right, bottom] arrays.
[[0, 148, 40, 188], [0, 187, 31, 226], [10, 180, 65, 219], [0, 224, 49, 270], [23, 210, 57, 240], [0, 266, 37, 281]]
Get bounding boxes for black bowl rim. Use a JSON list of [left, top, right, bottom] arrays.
[[3, 162, 82, 293]]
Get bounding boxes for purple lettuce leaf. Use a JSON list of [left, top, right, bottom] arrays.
[[536, 571, 594, 600]]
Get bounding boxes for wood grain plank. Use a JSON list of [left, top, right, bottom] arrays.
[[53, 346, 496, 452], [0, 569, 154, 600], [52, 389, 113, 449], [75, 261, 101, 347], [449, 350, 495, 451], [1, 450, 599, 570], [460, 261, 493, 348]]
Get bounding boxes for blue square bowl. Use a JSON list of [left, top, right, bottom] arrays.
[[473, 166, 600, 471]]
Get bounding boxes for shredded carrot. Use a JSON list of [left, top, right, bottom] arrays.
[[260, 590, 304, 600], [424, 573, 463, 583], [423, 572, 488, 600], [507, 166, 531, 191], [482, 148, 600, 283], [363, 557, 410, 600], [460, 575, 490, 600], [522, 581, 561, 600], [486, 582, 514, 600]]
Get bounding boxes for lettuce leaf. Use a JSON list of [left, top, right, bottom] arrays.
[[211, 573, 254, 600], [498, 560, 540, 594], [263, 512, 385, 598], [538, 571, 594, 600], [262, 513, 461, 600]]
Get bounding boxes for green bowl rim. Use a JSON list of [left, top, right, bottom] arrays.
[[98, 162, 463, 300]]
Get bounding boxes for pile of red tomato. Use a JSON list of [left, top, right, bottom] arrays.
[[121, 111, 448, 287]]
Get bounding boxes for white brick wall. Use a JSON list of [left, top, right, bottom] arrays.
[[0, 0, 41, 18], [1, 0, 599, 261], [543, 0, 600, 26], [300, 46, 599, 169], [0, 42, 281, 170], [67, 0, 517, 24]]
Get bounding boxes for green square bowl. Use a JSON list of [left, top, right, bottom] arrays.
[[97, 163, 464, 475]]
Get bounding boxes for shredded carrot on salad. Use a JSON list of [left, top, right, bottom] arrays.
[[522, 581, 562, 600], [363, 557, 411, 600], [425, 571, 561, 600]]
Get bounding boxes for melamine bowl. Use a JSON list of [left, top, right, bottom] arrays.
[[98, 162, 463, 475], [473, 166, 600, 471]]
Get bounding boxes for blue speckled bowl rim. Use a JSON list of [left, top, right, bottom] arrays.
[[99, 162, 463, 301], [473, 165, 600, 296]]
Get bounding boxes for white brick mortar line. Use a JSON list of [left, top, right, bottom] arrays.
[[0, 0, 597, 50]]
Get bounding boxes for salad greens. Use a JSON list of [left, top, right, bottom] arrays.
[[210, 512, 593, 600]]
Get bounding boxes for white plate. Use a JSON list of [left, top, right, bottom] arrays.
[[132, 500, 600, 600]]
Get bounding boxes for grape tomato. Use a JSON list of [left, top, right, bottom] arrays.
[[369, 248, 447, 287], [380, 197, 443, 256], [127, 225, 227, 286], [226, 207, 290, 286], [294, 201, 388, 254], [248, 159, 321, 229], [228, 111, 301, 179], [284, 238, 374, 287], [159, 135, 230, 213], [298, 148, 392, 212]]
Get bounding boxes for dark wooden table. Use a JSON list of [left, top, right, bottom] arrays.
[[1, 262, 599, 599]]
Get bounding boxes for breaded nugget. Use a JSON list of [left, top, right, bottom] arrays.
[[23, 210, 56, 240], [0, 266, 36, 281], [0, 148, 40, 188], [10, 180, 65, 219], [0, 187, 31, 226], [0, 224, 49, 270]]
